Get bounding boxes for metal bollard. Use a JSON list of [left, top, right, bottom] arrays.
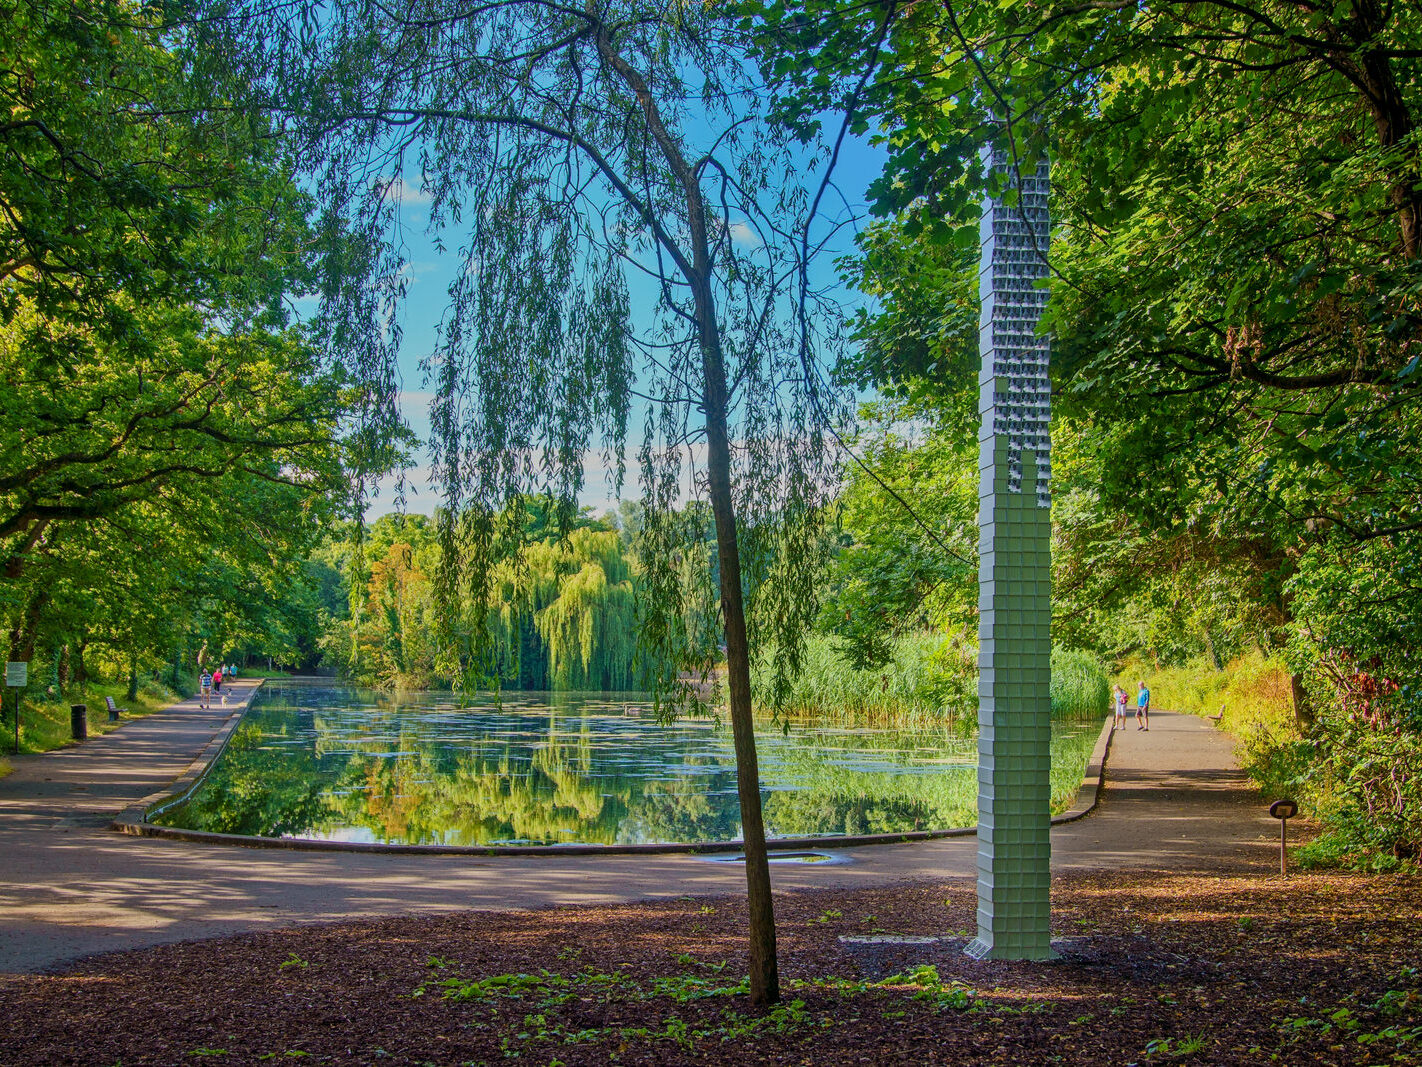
[[1269, 799, 1298, 877], [70, 704, 88, 741]]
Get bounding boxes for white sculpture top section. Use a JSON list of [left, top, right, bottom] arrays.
[[978, 147, 1051, 509]]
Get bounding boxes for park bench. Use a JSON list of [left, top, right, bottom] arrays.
[[104, 696, 127, 722]]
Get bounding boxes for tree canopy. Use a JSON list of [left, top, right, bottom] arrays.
[[2, 0, 354, 699], [754, 0, 1422, 860]]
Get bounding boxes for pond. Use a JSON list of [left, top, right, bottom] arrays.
[[153, 684, 1101, 847]]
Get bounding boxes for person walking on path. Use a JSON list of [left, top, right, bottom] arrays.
[[199, 670, 213, 710], [213, 667, 223, 697], [1136, 681, 1151, 731], [1113, 685, 1129, 730]]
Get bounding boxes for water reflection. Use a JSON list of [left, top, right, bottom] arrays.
[[155, 686, 1095, 846]]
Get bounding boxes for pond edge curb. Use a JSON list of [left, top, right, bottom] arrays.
[[111, 680, 263, 830], [112, 702, 1114, 857]]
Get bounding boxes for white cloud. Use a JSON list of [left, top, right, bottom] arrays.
[[397, 260, 440, 281], [366, 464, 440, 517], [397, 389, 435, 412], [728, 220, 763, 248], [365, 444, 706, 518], [371, 176, 432, 206]]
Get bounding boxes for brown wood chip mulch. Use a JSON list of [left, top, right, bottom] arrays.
[[1, 868, 1418, 1066]]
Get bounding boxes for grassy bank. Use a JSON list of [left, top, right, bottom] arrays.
[[1114, 651, 1294, 724]]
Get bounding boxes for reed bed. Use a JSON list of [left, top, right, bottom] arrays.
[[755, 634, 1111, 727]]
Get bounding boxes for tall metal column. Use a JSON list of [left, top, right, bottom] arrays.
[[965, 149, 1054, 961]]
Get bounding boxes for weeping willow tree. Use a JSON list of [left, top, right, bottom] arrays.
[[489, 527, 639, 690], [205, 0, 855, 1004]]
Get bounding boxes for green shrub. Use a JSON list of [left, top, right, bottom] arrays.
[[1295, 829, 1410, 874]]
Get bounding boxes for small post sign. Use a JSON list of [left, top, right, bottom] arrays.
[[1269, 799, 1298, 877], [5, 661, 27, 755]]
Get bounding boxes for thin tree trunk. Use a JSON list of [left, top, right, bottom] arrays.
[[704, 377, 779, 1007], [593, 22, 779, 1006], [1291, 672, 1314, 729], [74, 634, 88, 692], [1202, 622, 1223, 672], [6, 590, 46, 664]]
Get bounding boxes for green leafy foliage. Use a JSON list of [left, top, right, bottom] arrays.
[[751, 0, 1422, 861], [1, 1, 355, 731]]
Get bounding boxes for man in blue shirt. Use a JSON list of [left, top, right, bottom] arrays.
[[1137, 682, 1151, 731]]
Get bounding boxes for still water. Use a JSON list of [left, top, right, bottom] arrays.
[[154, 684, 1098, 846]]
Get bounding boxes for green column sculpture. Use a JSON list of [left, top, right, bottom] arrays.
[[964, 149, 1055, 961]]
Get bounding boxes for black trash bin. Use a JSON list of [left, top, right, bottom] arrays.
[[70, 704, 87, 741]]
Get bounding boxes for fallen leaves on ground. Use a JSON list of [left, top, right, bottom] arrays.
[[1, 868, 1418, 1066]]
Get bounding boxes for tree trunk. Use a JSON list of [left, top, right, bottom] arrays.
[[690, 239, 779, 1004], [1344, 7, 1422, 259], [704, 394, 779, 1007], [2, 517, 50, 583], [1291, 672, 1314, 729], [592, 22, 779, 1006], [6, 590, 45, 664], [1202, 623, 1223, 672], [74, 634, 88, 692], [127, 648, 139, 702]]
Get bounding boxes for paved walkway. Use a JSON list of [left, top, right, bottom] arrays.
[[0, 689, 1275, 975]]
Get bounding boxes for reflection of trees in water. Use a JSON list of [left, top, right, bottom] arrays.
[[159, 690, 1100, 844], [764, 789, 942, 838], [616, 774, 741, 844], [329, 721, 634, 845], [760, 748, 978, 837], [157, 720, 334, 837]]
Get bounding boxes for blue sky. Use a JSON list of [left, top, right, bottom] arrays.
[[361, 123, 889, 520]]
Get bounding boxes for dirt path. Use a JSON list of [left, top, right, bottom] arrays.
[[0, 694, 1276, 975]]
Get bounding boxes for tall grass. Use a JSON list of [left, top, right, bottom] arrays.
[[755, 633, 1112, 725], [1050, 647, 1112, 720], [752, 633, 976, 726]]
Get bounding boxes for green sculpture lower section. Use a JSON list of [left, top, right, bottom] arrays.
[[966, 444, 1055, 961]]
